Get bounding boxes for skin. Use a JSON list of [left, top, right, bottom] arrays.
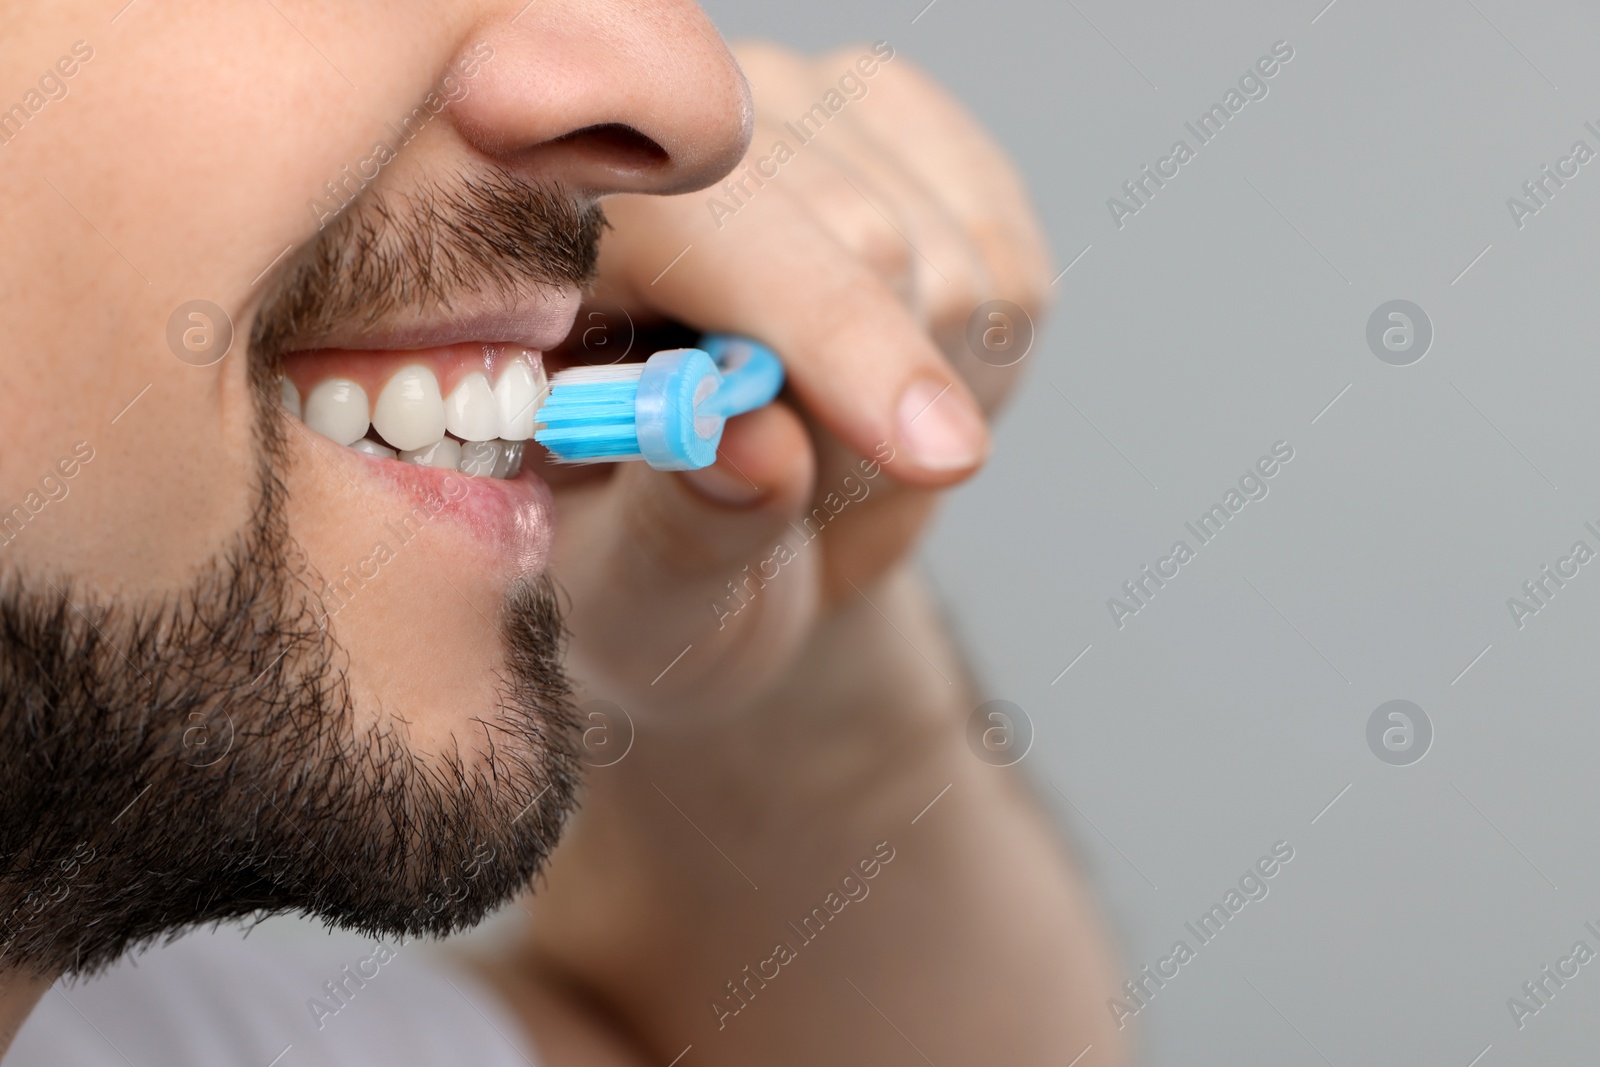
[[0, 1, 1128, 1062]]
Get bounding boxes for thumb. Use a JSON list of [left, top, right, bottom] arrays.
[[551, 401, 820, 718]]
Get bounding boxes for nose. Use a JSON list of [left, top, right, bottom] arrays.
[[450, 0, 753, 197]]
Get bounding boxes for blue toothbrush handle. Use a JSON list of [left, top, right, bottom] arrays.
[[698, 334, 784, 419]]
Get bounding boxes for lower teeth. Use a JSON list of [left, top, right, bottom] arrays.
[[342, 429, 526, 479], [399, 438, 463, 471], [333, 431, 527, 479], [457, 439, 526, 478], [393, 435, 525, 478]]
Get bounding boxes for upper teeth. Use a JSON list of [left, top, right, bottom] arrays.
[[303, 378, 369, 447], [285, 353, 547, 479], [445, 372, 499, 442], [350, 438, 397, 460], [493, 360, 542, 441], [373, 365, 447, 452]]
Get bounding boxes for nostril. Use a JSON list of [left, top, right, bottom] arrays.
[[550, 122, 670, 168]]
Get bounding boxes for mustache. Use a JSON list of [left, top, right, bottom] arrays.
[[250, 168, 608, 361]]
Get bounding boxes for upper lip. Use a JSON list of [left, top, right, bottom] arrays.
[[298, 284, 585, 354]]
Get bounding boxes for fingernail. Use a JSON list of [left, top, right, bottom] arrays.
[[681, 461, 766, 507], [897, 378, 988, 471]]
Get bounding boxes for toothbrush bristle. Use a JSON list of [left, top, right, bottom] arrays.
[[550, 363, 646, 384], [533, 363, 646, 462]]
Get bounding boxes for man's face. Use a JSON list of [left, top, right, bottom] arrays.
[[0, 0, 750, 976]]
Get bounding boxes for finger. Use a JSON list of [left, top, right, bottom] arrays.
[[806, 431, 941, 609], [551, 401, 821, 716], [796, 132, 1013, 411], [734, 46, 990, 321], [748, 117, 917, 303], [837, 50, 1053, 314], [598, 189, 991, 488], [782, 126, 992, 335], [711, 41, 1026, 417]]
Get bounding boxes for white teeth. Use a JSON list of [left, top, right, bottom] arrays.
[[349, 439, 397, 460], [498, 441, 525, 479], [294, 364, 530, 478], [373, 365, 446, 451], [458, 439, 502, 477], [303, 378, 369, 446], [399, 438, 462, 470], [445, 372, 500, 442], [494, 356, 548, 441]]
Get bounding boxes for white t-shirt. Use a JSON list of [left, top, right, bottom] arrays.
[[8, 920, 539, 1066]]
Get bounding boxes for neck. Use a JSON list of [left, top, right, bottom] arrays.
[[0, 970, 51, 1060]]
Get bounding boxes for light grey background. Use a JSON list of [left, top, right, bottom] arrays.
[[699, 0, 1600, 1064]]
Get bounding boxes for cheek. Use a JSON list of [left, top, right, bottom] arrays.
[[0, 335, 259, 591], [0, 5, 461, 591]]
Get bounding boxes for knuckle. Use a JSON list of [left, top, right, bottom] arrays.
[[969, 217, 1051, 318], [806, 174, 915, 287], [851, 218, 914, 283]]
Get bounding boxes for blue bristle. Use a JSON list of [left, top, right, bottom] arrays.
[[533, 373, 643, 462]]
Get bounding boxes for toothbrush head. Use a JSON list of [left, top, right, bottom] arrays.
[[533, 336, 785, 471], [533, 348, 722, 470]]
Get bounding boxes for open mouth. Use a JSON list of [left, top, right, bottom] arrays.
[[280, 342, 551, 479]]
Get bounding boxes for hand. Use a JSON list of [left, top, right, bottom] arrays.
[[544, 40, 1052, 720], [500, 50, 1130, 1067]]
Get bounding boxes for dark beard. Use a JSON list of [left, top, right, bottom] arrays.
[[0, 347, 581, 983], [0, 167, 602, 980]]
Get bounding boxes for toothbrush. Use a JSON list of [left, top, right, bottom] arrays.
[[532, 334, 784, 471]]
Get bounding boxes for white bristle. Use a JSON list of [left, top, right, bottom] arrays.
[[550, 363, 646, 385]]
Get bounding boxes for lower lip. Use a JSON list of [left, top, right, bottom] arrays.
[[365, 452, 555, 573]]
